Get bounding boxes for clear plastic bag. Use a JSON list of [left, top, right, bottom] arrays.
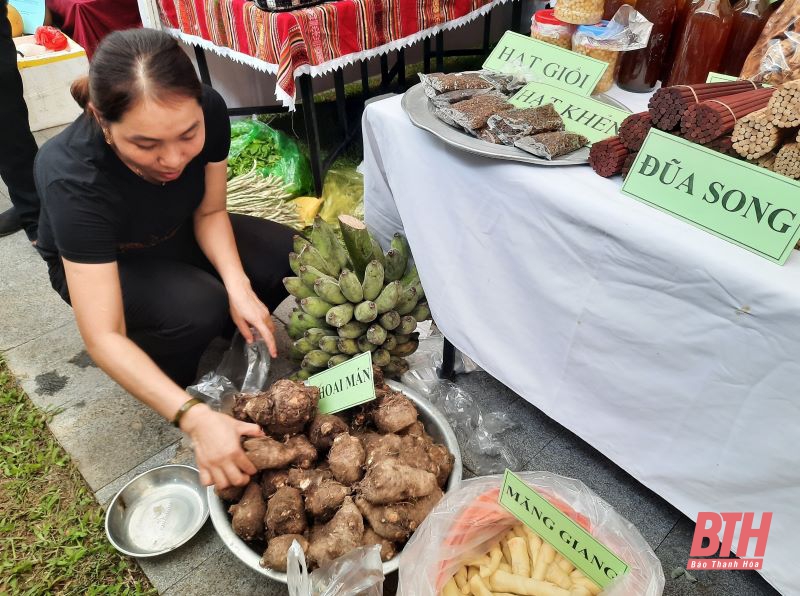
[[397, 472, 665, 596], [287, 541, 384, 596], [401, 330, 519, 475], [740, 0, 800, 85], [186, 331, 271, 410]]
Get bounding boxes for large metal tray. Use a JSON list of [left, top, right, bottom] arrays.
[[207, 379, 463, 583], [401, 82, 630, 166]]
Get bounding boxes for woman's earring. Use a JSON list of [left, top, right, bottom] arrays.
[[103, 128, 113, 145]]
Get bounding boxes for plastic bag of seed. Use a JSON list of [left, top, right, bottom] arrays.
[[431, 88, 494, 108], [419, 71, 495, 98], [486, 104, 565, 145], [440, 92, 513, 133], [515, 131, 589, 159]]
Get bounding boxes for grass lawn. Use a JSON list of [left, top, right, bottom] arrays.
[[0, 357, 154, 595]]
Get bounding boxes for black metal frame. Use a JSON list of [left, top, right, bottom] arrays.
[[194, 1, 523, 197], [438, 337, 457, 380]]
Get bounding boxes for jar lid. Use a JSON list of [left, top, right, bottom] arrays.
[[575, 21, 609, 35], [534, 9, 568, 26]]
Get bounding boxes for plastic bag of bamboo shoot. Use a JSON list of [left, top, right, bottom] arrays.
[[397, 472, 664, 596]]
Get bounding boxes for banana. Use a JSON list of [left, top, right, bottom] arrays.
[[283, 276, 315, 299], [393, 333, 411, 345], [369, 233, 385, 267], [304, 327, 326, 346], [288, 309, 328, 339], [384, 357, 409, 377], [301, 296, 333, 318], [400, 265, 419, 290], [314, 278, 347, 305], [390, 339, 419, 357], [289, 252, 301, 276], [372, 349, 391, 367], [366, 324, 388, 346], [378, 310, 401, 331], [358, 335, 378, 353], [328, 354, 349, 368], [288, 345, 305, 361], [292, 368, 313, 381], [303, 349, 331, 369], [299, 265, 334, 289], [390, 233, 410, 276], [382, 334, 398, 352], [337, 321, 368, 339], [338, 269, 363, 303], [395, 286, 419, 315], [384, 248, 406, 282], [325, 303, 354, 328], [374, 281, 401, 314], [362, 260, 384, 301], [397, 315, 417, 335], [354, 301, 378, 323], [299, 244, 337, 277], [293, 337, 316, 355], [293, 234, 311, 254], [411, 302, 431, 322], [310, 216, 349, 271], [318, 335, 341, 354], [337, 338, 360, 355]]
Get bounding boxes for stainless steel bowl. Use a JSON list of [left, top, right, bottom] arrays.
[[105, 464, 209, 557], [207, 380, 463, 583]]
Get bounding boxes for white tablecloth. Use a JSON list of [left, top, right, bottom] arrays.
[[362, 91, 800, 596]]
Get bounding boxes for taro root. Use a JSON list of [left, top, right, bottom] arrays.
[[243, 379, 320, 435]]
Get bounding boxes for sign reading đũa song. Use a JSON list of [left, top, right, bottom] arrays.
[[483, 31, 608, 97], [623, 129, 800, 264], [499, 470, 629, 589], [306, 352, 375, 415], [509, 82, 631, 143]]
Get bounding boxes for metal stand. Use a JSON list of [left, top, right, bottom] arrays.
[[438, 337, 457, 380]]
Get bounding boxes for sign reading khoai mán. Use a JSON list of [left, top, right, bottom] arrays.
[[307, 351, 375, 414]]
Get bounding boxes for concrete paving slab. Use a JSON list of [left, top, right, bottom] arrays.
[[162, 543, 288, 596], [267, 320, 295, 383], [2, 319, 115, 411], [525, 429, 681, 550], [47, 383, 182, 490], [454, 371, 563, 474], [657, 517, 779, 596]]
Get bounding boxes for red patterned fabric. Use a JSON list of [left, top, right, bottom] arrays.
[[47, 0, 142, 58], [157, 0, 502, 104]]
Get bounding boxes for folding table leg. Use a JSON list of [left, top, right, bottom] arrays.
[[194, 47, 212, 86], [438, 337, 456, 380], [511, 0, 523, 33], [397, 48, 406, 89], [361, 60, 370, 102], [299, 75, 324, 197], [380, 54, 390, 92], [435, 32, 444, 72], [334, 69, 348, 135], [483, 11, 492, 56], [423, 38, 432, 74]]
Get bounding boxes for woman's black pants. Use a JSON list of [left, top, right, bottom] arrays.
[[117, 214, 294, 387]]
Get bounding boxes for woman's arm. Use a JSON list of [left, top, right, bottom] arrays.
[[193, 160, 278, 356], [62, 258, 263, 488]]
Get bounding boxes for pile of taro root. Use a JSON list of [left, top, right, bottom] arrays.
[[216, 367, 455, 572]]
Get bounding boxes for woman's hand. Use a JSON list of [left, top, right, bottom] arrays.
[[227, 280, 278, 358], [180, 403, 264, 488]]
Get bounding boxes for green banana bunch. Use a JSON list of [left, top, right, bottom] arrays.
[[284, 221, 430, 378]]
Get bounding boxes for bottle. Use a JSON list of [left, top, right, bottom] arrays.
[[616, 0, 677, 91], [719, 0, 771, 76], [666, 0, 734, 86], [661, 0, 700, 81]]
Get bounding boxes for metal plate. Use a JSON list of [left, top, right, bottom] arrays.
[[207, 380, 463, 583], [105, 464, 208, 557], [401, 82, 630, 166]]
